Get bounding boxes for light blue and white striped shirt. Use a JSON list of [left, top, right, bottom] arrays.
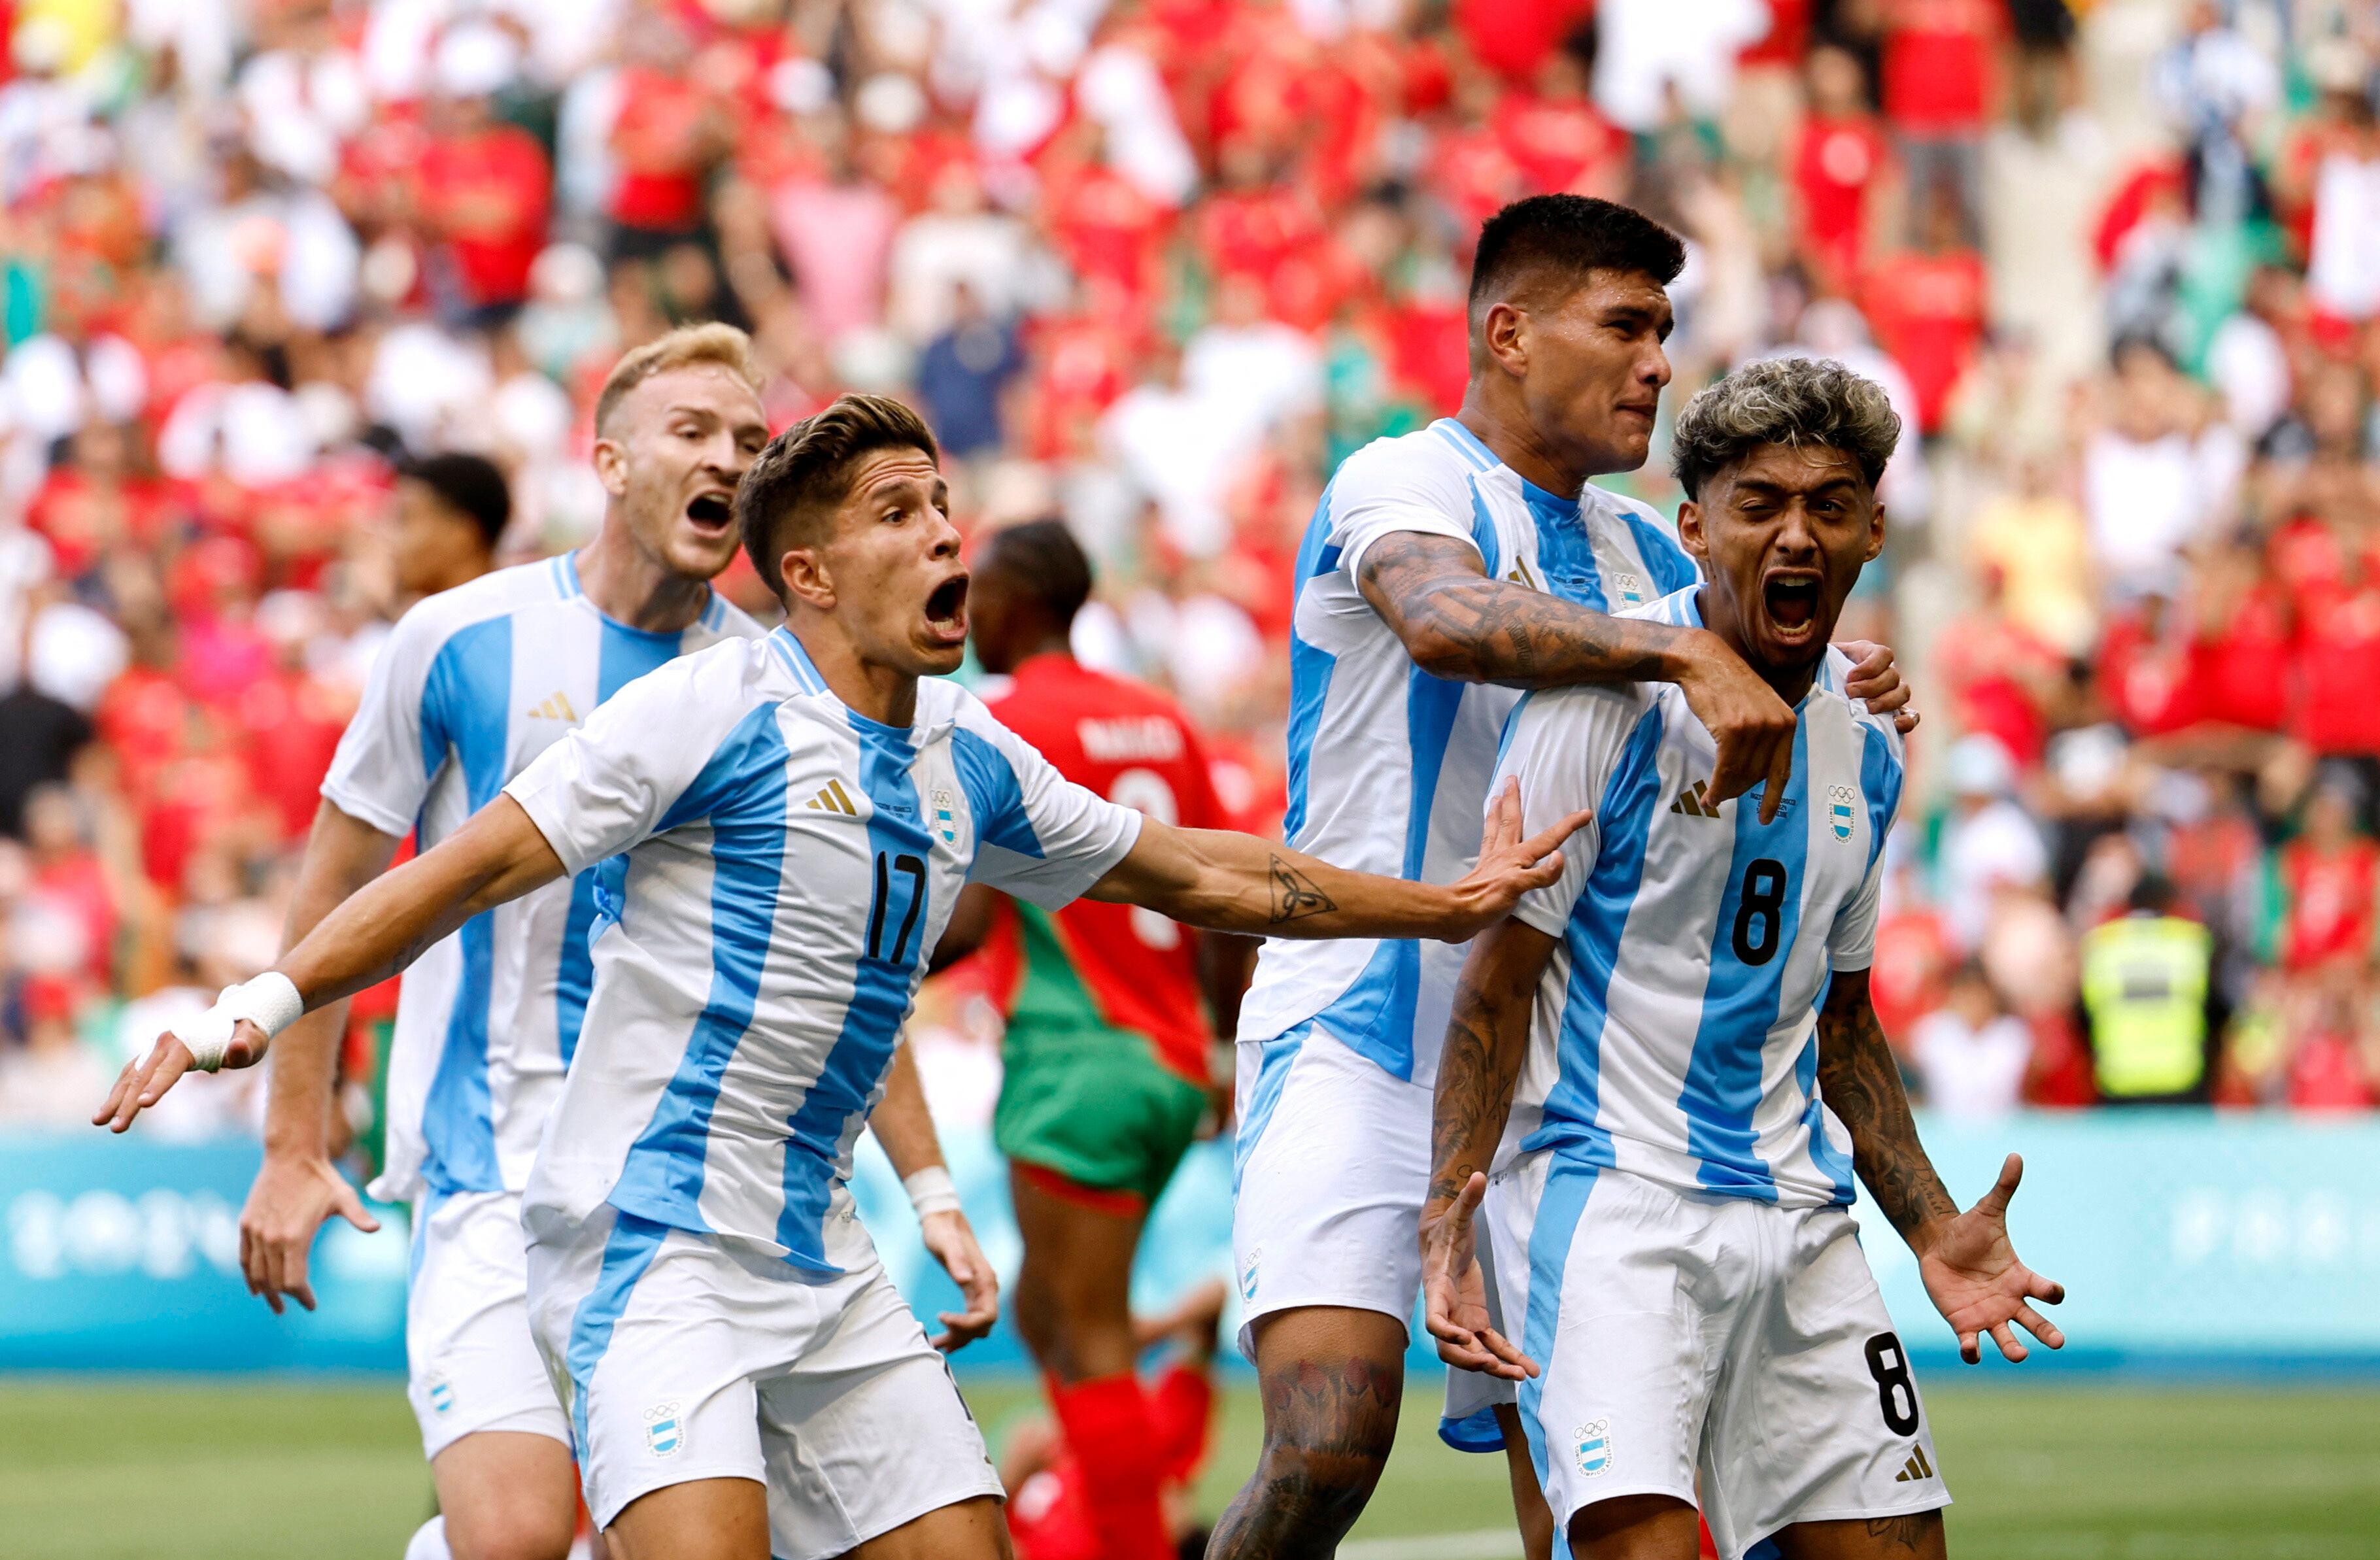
[[1235, 418, 1701, 1085], [1488, 586, 1905, 1208], [322, 555, 758, 1202], [505, 628, 1142, 1272]]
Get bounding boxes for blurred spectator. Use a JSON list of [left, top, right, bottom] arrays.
[[1939, 734, 2050, 949], [0, 975, 106, 1126], [2081, 874, 2218, 1104], [1911, 962, 2033, 1119], [917, 284, 1023, 462]]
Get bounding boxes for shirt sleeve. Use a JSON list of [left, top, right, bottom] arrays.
[[951, 711, 1144, 909], [1827, 853, 1886, 972], [1329, 434, 1484, 582], [1828, 717, 1905, 971], [1491, 687, 1648, 941], [504, 657, 753, 876], [318, 602, 449, 837]]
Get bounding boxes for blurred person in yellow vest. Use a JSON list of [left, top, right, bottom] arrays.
[[2081, 873, 2219, 1104]]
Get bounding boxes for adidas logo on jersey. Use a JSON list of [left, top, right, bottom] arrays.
[[1893, 1444, 1935, 1483], [1671, 781, 1720, 818], [806, 779, 860, 816], [524, 692, 580, 724]]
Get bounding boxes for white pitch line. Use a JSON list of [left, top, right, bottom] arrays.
[[1339, 1530, 1525, 1560]]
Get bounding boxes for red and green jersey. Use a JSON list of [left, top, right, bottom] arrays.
[[982, 653, 1229, 1083]]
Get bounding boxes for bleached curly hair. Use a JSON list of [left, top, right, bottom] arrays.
[[1670, 357, 1901, 499]]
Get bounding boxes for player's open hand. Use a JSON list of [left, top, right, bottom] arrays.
[[93, 1017, 269, 1134], [1421, 1172, 1537, 1382], [1675, 631, 1800, 824], [241, 1153, 382, 1315], [1444, 780, 1589, 941], [1838, 639, 1919, 735], [919, 1208, 1000, 1353], [1916, 1153, 2067, 1365]]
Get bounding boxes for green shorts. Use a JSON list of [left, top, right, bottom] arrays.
[[993, 1021, 1207, 1206]]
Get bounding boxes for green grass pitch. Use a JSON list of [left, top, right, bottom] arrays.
[[3, 1377, 2375, 1559]]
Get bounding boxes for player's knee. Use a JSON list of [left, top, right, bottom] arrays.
[[442, 1505, 578, 1560]]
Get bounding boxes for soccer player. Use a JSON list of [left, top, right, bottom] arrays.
[[209, 325, 783, 1560], [100, 394, 1584, 1560], [1421, 358, 2066, 1560], [1214, 194, 1912, 1559], [937, 518, 1255, 1560]]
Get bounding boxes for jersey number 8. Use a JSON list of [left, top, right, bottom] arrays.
[[1731, 856, 1789, 966]]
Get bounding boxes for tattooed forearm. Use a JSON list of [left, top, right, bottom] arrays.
[[1429, 924, 1552, 1207], [1358, 532, 1692, 690], [1817, 971, 1959, 1240], [1267, 855, 1336, 924]]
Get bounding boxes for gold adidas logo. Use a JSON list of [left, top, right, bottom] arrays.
[[1893, 1444, 1935, 1484], [1670, 780, 1720, 819], [524, 692, 580, 724], [1505, 558, 1543, 592], [806, 779, 860, 817]]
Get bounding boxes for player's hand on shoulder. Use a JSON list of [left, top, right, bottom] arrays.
[[241, 1153, 382, 1315], [1839, 639, 1919, 734], [1914, 1153, 2067, 1365], [918, 1208, 1000, 1353], [1674, 630, 1799, 823], [1443, 779, 1590, 941], [1420, 1171, 1535, 1381], [93, 1017, 269, 1134]]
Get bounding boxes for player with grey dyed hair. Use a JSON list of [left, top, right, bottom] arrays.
[[1671, 356, 1905, 501]]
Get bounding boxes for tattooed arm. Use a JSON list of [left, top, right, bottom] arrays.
[[1420, 915, 1560, 1379], [1818, 969, 2069, 1364], [1086, 779, 1588, 944]]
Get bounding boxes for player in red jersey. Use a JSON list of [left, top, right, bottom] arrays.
[[936, 518, 1255, 1560]]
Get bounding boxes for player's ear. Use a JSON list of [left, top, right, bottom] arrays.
[[1482, 301, 1528, 377], [780, 546, 835, 613], [592, 435, 630, 500], [1863, 499, 1886, 564], [1676, 500, 1708, 561]]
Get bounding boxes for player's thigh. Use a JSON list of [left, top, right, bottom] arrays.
[[1565, 1493, 1703, 1560], [1767, 1511, 1945, 1560], [1495, 1404, 1559, 1560], [839, 1495, 1012, 1560], [1232, 1025, 1431, 1344], [1702, 1209, 1947, 1557], [603, 1476, 771, 1560], [758, 1270, 1005, 1560], [431, 1431, 583, 1560], [409, 1191, 571, 1463], [1244, 1304, 1408, 1468]]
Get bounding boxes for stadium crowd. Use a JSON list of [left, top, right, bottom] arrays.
[[0, 0, 2377, 1135]]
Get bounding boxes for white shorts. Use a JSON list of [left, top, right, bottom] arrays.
[[1483, 1157, 1950, 1560], [407, 1189, 571, 1461], [526, 1205, 1004, 1555], [1232, 1022, 1431, 1356]]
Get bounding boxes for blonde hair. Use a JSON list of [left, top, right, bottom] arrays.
[[594, 322, 764, 436]]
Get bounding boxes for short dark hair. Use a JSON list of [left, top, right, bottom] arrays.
[[981, 518, 1093, 626], [401, 452, 511, 547], [1468, 195, 1686, 325], [1669, 357, 1901, 500], [736, 394, 940, 597]]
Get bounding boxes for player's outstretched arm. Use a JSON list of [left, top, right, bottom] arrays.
[[1083, 778, 1587, 943], [870, 1043, 998, 1352], [241, 800, 403, 1315], [1421, 914, 1560, 1382], [95, 797, 568, 1133], [1816, 969, 2067, 1364]]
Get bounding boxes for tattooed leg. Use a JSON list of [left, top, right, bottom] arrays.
[[1205, 1307, 1408, 1560], [1770, 1509, 1947, 1560]]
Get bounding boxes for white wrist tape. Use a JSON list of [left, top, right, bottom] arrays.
[[903, 1166, 962, 1220], [180, 972, 305, 1073]]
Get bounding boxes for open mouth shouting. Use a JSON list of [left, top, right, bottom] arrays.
[[1761, 570, 1823, 647], [685, 490, 734, 535], [924, 572, 970, 647]]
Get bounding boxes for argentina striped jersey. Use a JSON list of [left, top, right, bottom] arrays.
[[1235, 418, 1701, 1084], [320, 556, 759, 1202], [1488, 586, 1907, 1207], [505, 628, 1142, 1272]]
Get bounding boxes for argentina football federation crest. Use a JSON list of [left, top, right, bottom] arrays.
[[645, 1402, 683, 1457], [1573, 1419, 1613, 1477], [933, 787, 958, 845], [1829, 785, 1856, 842]]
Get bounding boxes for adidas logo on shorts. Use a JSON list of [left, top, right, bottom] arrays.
[[1894, 1444, 1935, 1483]]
